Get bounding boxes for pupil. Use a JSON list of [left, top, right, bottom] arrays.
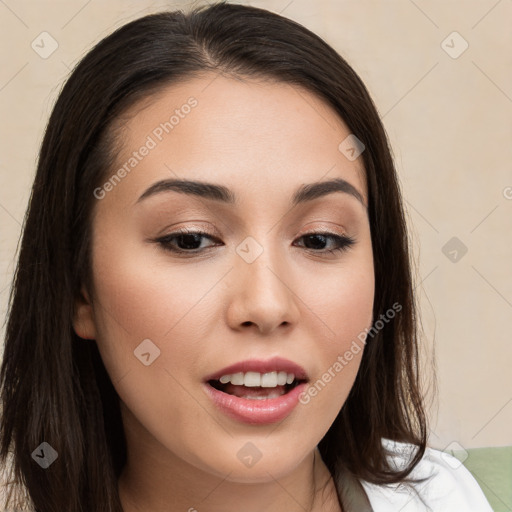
[[179, 234, 201, 250], [304, 234, 326, 250]]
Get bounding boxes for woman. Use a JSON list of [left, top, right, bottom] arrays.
[[0, 2, 492, 511]]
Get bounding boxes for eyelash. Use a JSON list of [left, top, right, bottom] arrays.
[[154, 227, 356, 257]]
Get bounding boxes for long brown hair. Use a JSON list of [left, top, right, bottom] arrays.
[[1, 2, 428, 510]]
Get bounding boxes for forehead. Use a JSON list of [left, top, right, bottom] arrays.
[[100, 73, 367, 210]]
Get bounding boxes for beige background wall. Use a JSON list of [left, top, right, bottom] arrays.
[[1, 0, 511, 453]]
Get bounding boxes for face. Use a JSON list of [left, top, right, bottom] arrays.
[[74, 73, 374, 483]]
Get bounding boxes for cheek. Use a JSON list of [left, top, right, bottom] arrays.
[[318, 266, 374, 339], [88, 235, 225, 385], [89, 240, 219, 452], [301, 246, 375, 351], [297, 255, 374, 415]]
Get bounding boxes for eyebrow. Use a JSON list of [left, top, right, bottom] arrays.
[[136, 177, 366, 209]]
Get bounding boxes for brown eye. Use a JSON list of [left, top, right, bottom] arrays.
[[294, 232, 356, 255], [156, 229, 221, 254], [154, 230, 355, 257]]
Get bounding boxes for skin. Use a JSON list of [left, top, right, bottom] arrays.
[[73, 72, 375, 512]]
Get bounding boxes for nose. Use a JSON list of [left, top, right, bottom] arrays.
[[225, 241, 300, 335]]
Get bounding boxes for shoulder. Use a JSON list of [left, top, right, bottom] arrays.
[[359, 438, 493, 511]]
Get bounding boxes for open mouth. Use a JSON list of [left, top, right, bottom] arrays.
[[207, 374, 308, 400]]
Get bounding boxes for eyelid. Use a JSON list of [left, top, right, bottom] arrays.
[[157, 223, 220, 238], [161, 224, 350, 241], [294, 221, 352, 241], [297, 226, 348, 237]]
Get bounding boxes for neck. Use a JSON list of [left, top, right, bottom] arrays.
[[117, 413, 340, 512]]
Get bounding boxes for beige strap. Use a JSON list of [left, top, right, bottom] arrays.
[[336, 465, 374, 512]]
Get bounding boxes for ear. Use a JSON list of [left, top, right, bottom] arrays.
[[73, 285, 97, 340]]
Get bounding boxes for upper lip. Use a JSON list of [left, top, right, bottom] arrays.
[[204, 356, 309, 382]]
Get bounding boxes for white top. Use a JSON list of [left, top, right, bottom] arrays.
[[360, 439, 494, 511]]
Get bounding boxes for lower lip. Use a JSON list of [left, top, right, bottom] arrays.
[[203, 382, 308, 425]]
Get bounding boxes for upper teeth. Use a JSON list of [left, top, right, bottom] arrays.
[[218, 371, 296, 387]]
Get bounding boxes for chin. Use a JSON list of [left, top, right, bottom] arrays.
[[195, 442, 313, 484]]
